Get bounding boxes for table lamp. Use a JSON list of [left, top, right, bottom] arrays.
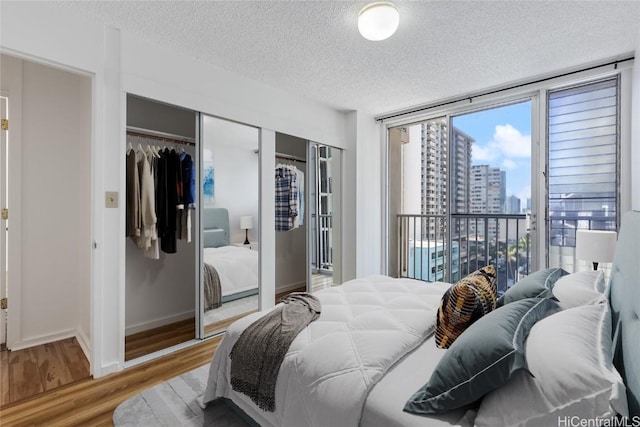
[[240, 216, 253, 245], [575, 229, 617, 270]]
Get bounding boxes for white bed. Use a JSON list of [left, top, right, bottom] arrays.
[[201, 276, 470, 426], [202, 207, 259, 305], [203, 245, 258, 298], [199, 211, 640, 427]]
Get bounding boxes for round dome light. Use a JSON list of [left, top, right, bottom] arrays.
[[358, 2, 399, 41]]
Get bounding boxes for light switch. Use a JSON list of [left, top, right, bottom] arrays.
[[105, 191, 119, 208]]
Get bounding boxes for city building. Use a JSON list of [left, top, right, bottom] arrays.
[[506, 194, 521, 214]]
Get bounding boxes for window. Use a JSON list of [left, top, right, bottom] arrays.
[[547, 78, 619, 250]]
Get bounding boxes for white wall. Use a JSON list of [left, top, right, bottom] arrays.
[[1, 56, 92, 352], [354, 111, 383, 277], [125, 238, 196, 335], [632, 28, 640, 211], [1, 1, 355, 376], [204, 142, 259, 245]]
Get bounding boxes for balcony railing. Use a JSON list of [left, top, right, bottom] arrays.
[[397, 213, 531, 296], [549, 214, 616, 247], [316, 214, 333, 271]]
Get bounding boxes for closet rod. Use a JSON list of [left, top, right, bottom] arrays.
[[126, 126, 196, 146], [276, 152, 306, 163]]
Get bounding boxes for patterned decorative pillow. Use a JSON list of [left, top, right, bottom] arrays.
[[435, 265, 497, 349]]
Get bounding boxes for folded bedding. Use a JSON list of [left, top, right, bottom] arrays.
[[229, 292, 321, 412], [203, 262, 222, 310]]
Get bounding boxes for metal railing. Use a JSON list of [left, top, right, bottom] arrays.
[[316, 214, 333, 271], [549, 214, 616, 247], [398, 213, 530, 296]]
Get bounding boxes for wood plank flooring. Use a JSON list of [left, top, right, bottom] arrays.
[[0, 283, 336, 424], [0, 337, 90, 407], [0, 335, 222, 427], [124, 318, 195, 361]]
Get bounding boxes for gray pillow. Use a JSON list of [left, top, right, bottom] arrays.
[[203, 228, 228, 248], [404, 297, 562, 415], [497, 268, 567, 307]]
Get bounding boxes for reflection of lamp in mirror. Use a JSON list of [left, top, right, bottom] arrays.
[[240, 216, 253, 245], [575, 229, 617, 271]]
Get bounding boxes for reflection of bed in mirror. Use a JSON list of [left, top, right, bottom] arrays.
[[202, 208, 258, 311]]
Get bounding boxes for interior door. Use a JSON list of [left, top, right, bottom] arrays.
[[1, 95, 8, 346]]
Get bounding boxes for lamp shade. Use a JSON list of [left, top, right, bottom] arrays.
[[240, 216, 253, 230], [358, 2, 399, 41], [575, 230, 617, 263]]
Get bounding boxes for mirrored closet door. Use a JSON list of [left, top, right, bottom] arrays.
[[200, 115, 260, 338]]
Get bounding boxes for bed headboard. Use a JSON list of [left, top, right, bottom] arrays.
[[203, 207, 230, 247], [609, 210, 640, 417]]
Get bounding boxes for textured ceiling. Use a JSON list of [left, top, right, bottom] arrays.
[[60, 1, 640, 116]]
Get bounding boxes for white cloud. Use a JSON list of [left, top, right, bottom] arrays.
[[472, 124, 531, 164], [502, 159, 517, 169], [472, 144, 497, 162], [492, 124, 531, 158]]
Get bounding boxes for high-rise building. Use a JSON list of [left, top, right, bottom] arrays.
[[500, 171, 507, 214], [506, 194, 521, 214], [419, 119, 473, 240], [451, 127, 474, 214], [470, 165, 505, 236]]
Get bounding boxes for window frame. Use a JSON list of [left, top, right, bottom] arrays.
[[382, 62, 633, 276]]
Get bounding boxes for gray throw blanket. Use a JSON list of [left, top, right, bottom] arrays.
[[203, 263, 222, 311], [229, 292, 321, 412]]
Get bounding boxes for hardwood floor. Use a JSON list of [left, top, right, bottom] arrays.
[[0, 337, 90, 407], [204, 310, 256, 336], [0, 335, 222, 426], [0, 285, 334, 424], [124, 318, 195, 361]]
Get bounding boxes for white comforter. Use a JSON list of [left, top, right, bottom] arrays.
[[201, 275, 451, 427], [203, 245, 258, 297]]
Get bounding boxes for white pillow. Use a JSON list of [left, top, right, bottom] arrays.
[[552, 270, 605, 308], [475, 302, 628, 427]]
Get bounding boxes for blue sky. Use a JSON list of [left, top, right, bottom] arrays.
[[452, 101, 532, 203]]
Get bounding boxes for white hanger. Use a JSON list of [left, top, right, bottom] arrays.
[[127, 142, 133, 154]]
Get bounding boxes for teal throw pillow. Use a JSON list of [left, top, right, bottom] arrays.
[[497, 268, 567, 307], [404, 297, 562, 415]]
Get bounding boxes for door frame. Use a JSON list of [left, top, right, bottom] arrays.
[[0, 55, 23, 350], [1, 94, 7, 346]]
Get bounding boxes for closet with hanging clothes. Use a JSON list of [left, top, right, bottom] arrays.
[[124, 94, 198, 361], [274, 133, 308, 296]]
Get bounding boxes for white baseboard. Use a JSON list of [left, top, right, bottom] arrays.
[[125, 309, 195, 336], [76, 328, 91, 363], [276, 281, 307, 294], [9, 329, 76, 352], [99, 361, 121, 378]]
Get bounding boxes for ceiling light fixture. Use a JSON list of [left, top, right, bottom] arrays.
[[358, 2, 399, 41]]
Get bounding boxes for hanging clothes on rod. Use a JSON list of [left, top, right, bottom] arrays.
[[275, 155, 305, 231], [125, 130, 196, 257]]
